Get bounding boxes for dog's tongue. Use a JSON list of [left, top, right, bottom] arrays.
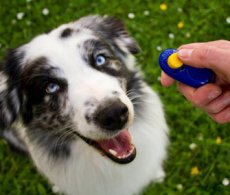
[[96, 129, 135, 161]]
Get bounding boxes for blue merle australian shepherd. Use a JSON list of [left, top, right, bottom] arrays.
[[0, 15, 168, 195]]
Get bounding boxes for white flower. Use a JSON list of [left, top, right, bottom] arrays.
[[189, 143, 197, 150], [176, 184, 183, 191], [169, 33, 175, 39], [222, 178, 229, 186], [143, 10, 150, 16], [198, 134, 203, 141], [177, 8, 183, 13], [226, 17, 230, 24], [12, 19, 17, 24], [156, 46, 162, 51], [42, 8, 49, 16], [17, 12, 25, 20], [27, 5, 31, 10], [26, 20, 32, 26], [128, 13, 135, 19], [185, 32, 191, 38]]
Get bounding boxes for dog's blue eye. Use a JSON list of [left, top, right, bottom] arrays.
[[46, 83, 60, 94], [96, 55, 106, 66]]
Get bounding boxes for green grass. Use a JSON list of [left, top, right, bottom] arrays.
[[0, 0, 230, 194]]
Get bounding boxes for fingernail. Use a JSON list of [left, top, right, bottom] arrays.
[[178, 49, 193, 59], [208, 90, 222, 100]]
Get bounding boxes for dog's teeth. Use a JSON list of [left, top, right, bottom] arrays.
[[117, 154, 127, 159], [109, 149, 117, 156]]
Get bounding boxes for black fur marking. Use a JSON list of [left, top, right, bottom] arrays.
[[27, 125, 76, 159], [0, 100, 9, 129], [85, 114, 92, 123], [15, 56, 74, 158], [126, 72, 144, 112], [5, 89, 19, 124], [79, 16, 140, 54], [60, 28, 73, 38], [20, 57, 68, 124], [2, 87, 22, 128], [4, 49, 23, 86], [0, 50, 22, 129], [82, 39, 132, 78]]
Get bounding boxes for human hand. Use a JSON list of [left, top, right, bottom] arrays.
[[161, 40, 230, 124]]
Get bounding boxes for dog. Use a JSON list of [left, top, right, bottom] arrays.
[[0, 15, 168, 195]]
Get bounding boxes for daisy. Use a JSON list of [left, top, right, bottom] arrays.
[[128, 13, 135, 19], [42, 8, 49, 16], [17, 12, 24, 20]]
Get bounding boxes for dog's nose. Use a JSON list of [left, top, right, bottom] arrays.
[[94, 100, 129, 131]]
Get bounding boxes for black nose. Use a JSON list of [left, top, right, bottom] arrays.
[[94, 100, 129, 131]]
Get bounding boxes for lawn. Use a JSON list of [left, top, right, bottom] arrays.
[[0, 0, 229, 194]]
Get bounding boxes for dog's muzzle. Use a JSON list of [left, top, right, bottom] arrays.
[[79, 98, 136, 164]]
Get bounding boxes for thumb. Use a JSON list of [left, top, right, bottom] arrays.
[[178, 46, 230, 83]]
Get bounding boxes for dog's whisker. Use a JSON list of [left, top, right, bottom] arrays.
[[53, 127, 76, 149]]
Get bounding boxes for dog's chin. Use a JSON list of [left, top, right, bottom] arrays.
[[76, 129, 136, 164]]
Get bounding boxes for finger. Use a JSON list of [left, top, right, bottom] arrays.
[[179, 42, 205, 50], [178, 40, 230, 50], [160, 71, 175, 87], [209, 106, 230, 124], [177, 45, 230, 72], [205, 91, 230, 114], [177, 83, 222, 107]]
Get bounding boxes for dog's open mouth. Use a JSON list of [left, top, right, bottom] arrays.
[[78, 129, 136, 164]]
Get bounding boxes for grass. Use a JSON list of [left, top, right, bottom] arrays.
[[0, 0, 230, 194]]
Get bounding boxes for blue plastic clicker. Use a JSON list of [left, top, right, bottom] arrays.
[[159, 49, 214, 88]]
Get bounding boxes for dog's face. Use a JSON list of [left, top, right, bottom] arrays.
[[0, 16, 142, 164]]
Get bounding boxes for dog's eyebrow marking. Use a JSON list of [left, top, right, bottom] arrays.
[[83, 39, 111, 52], [22, 57, 49, 78], [60, 28, 73, 38], [81, 39, 113, 62], [21, 57, 66, 87]]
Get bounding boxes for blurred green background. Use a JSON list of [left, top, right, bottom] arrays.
[[0, 0, 229, 194]]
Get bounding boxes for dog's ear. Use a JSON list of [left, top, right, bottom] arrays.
[[101, 16, 140, 54], [79, 15, 140, 54], [0, 50, 22, 129]]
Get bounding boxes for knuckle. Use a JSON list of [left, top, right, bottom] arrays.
[[191, 97, 203, 107], [205, 104, 223, 115], [190, 93, 205, 107], [196, 45, 213, 61], [207, 105, 222, 114], [224, 91, 230, 98], [210, 108, 230, 124], [210, 114, 223, 123]]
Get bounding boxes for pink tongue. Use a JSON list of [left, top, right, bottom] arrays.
[[96, 129, 133, 158]]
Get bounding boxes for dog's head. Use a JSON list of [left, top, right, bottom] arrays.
[[0, 16, 143, 164]]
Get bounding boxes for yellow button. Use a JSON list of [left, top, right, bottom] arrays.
[[167, 53, 183, 69]]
